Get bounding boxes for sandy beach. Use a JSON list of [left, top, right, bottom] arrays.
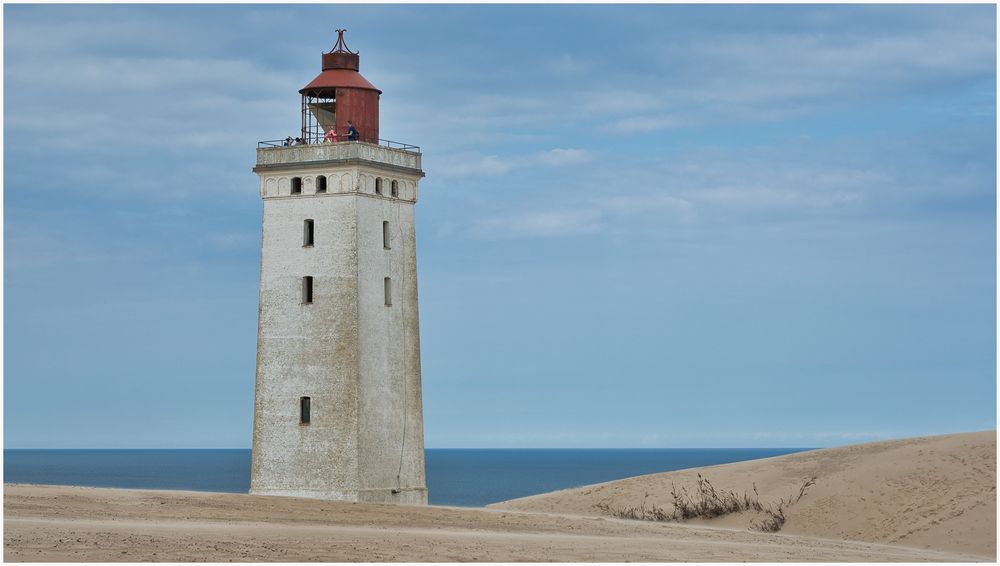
[[4, 431, 994, 562]]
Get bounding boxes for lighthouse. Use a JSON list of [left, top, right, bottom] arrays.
[[249, 31, 427, 505]]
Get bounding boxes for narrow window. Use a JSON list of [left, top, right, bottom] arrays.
[[300, 397, 311, 425], [303, 219, 314, 247], [391, 180, 399, 198], [382, 221, 391, 250], [316, 176, 327, 193], [291, 177, 302, 194], [384, 277, 392, 306], [302, 276, 313, 304], [375, 178, 383, 195]]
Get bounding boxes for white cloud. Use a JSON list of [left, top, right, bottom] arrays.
[[452, 191, 697, 241], [658, 24, 995, 117], [4, 223, 150, 272], [694, 186, 864, 211], [7, 56, 294, 99], [545, 53, 590, 75], [604, 115, 686, 134], [602, 193, 696, 220], [577, 90, 666, 114], [445, 153, 881, 241], [438, 148, 592, 177], [4, 11, 207, 55], [437, 154, 515, 177], [469, 209, 603, 239], [530, 148, 593, 167], [207, 231, 258, 251]]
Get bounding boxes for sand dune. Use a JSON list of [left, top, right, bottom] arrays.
[[4, 431, 994, 562], [491, 430, 996, 559], [2, 484, 979, 562]]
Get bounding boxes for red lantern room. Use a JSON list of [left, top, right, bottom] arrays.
[[299, 29, 380, 144]]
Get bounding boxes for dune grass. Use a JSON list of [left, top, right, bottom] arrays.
[[596, 474, 816, 532]]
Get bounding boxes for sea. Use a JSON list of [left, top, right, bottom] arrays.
[[4, 448, 807, 507]]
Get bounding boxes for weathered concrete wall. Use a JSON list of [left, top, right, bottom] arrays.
[[355, 189, 426, 505], [250, 194, 362, 500], [250, 148, 426, 505]]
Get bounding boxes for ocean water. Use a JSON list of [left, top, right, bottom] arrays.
[[4, 448, 807, 507]]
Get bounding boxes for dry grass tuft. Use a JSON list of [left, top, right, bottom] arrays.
[[597, 475, 816, 533]]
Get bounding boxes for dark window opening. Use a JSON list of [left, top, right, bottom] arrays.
[[304, 219, 314, 247], [300, 397, 311, 424], [384, 277, 392, 306], [383, 221, 390, 250], [391, 180, 399, 198], [302, 276, 313, 304], [291, 177, 302, 194], [375, 178, 383, 195], [316, 176, 327, 193]]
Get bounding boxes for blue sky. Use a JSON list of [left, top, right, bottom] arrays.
[[4, 4, 996, 448]]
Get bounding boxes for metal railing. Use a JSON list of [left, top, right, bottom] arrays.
[[258, 137, 420, 153]]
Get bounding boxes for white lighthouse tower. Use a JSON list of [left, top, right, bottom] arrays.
[[249, 31, 427, 505]]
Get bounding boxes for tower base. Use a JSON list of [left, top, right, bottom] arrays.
[[249, 486, 428, 506]]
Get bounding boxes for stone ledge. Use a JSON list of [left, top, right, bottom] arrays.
[[256, 141, 422, 175]]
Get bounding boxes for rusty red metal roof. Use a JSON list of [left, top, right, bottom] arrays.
[[300, 69, 381, 95]]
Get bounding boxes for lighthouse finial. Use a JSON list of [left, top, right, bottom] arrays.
[[331, 29, 357, 55]]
